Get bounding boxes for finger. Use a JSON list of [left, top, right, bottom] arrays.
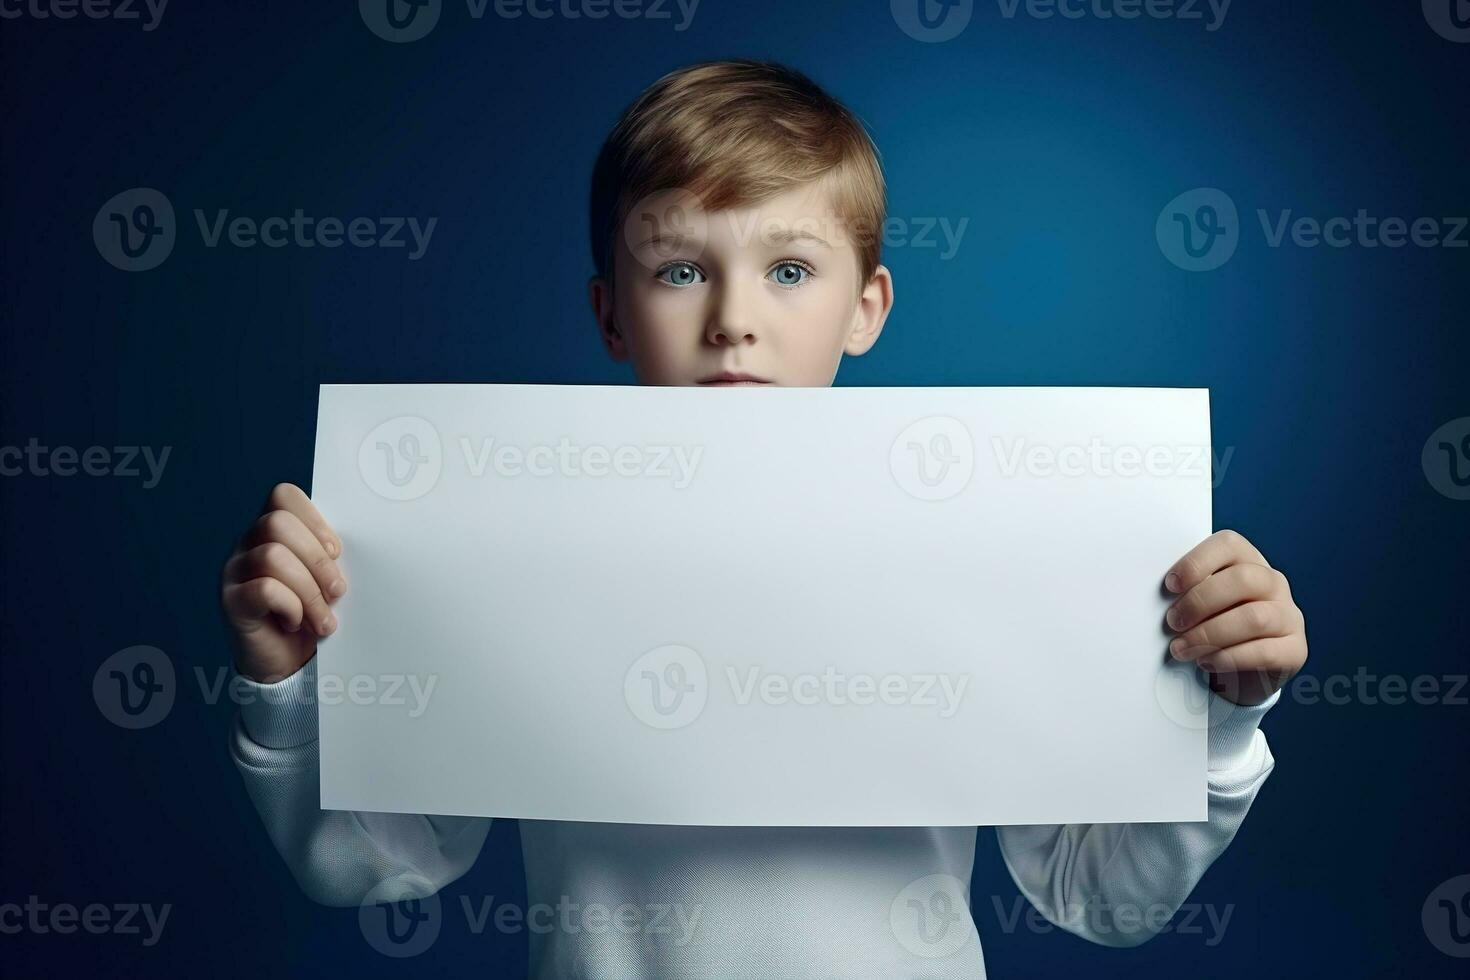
[[247, 508, 347, 606], [1170, 600, 1301, 660], [1167, 562, 1291, 631], [223, 577, 305, 634], [264, 482, 342, 559], [1165, 529, 1268, 594], [225, 543, 338, 637], [1193, 634, 1307, 679]]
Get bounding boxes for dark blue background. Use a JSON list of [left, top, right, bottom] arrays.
[[2, 1, 1467, 976]]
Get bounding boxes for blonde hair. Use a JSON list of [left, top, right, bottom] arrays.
[[589, 60, 886, 284]]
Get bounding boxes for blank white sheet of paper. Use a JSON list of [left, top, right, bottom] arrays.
[[311, 384, 1214, 827]]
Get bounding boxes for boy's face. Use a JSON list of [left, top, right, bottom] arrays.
[[589, 178, 894, 387]]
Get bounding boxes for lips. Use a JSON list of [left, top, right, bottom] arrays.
[[697, 372, 771, 385]]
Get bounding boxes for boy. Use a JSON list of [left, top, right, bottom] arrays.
[[222, 60, 1307, 977]]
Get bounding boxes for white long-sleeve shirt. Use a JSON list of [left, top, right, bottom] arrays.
[[230, 657, 1276, 978]]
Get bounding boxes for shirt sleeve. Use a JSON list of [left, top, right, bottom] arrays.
[[995, 685, 1279, 947], [229, 656, 492, 908]]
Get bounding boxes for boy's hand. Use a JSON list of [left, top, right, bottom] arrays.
[[1164, 529, 1308, 706], [220, 483, 347, 683]]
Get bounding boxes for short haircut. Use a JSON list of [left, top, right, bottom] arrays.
[[589, 60, 886, 285]]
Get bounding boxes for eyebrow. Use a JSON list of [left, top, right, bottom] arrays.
[[634, 233, 692, 251], [761, 228, 833, 248], [632, 227, 836, 251]]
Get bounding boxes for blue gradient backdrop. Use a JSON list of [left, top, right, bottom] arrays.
[[2, 1, 1467, 977]]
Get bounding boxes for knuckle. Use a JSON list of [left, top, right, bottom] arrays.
[[1217, 528, 1244, 548], [243, 577, 273, 603], [258, 541, 291, 569], [256, 509, 288, 538], [1179, 556, 1201, 585], [1172, 596, 1195, 625], [1271, 601, 1297, 634], [1243, 563, 1274, 594], [1184, 594, 1208, 626], [1243, 602, 1274, 633]]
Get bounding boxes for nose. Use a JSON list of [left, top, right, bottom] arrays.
[[704, 280, 759, 347]]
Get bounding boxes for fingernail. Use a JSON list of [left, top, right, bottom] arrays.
[[1165, 572, 1182, 593], [329, 579, 347, 598], [322, 615, 336, 634], [326, 541, 339, 558], [1198, 659, 1215, 671], [1166, 606, 1183, 629], [1169, 637, 1187, 658], [286, 620, 301, 633]]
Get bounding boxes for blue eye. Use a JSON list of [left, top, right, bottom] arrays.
[[657, 262, 705, 287], [768, 261, 811, 288]]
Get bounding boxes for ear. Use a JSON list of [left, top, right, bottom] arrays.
[[843, 264, 893, 357], [588, 275, 629, 362]]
